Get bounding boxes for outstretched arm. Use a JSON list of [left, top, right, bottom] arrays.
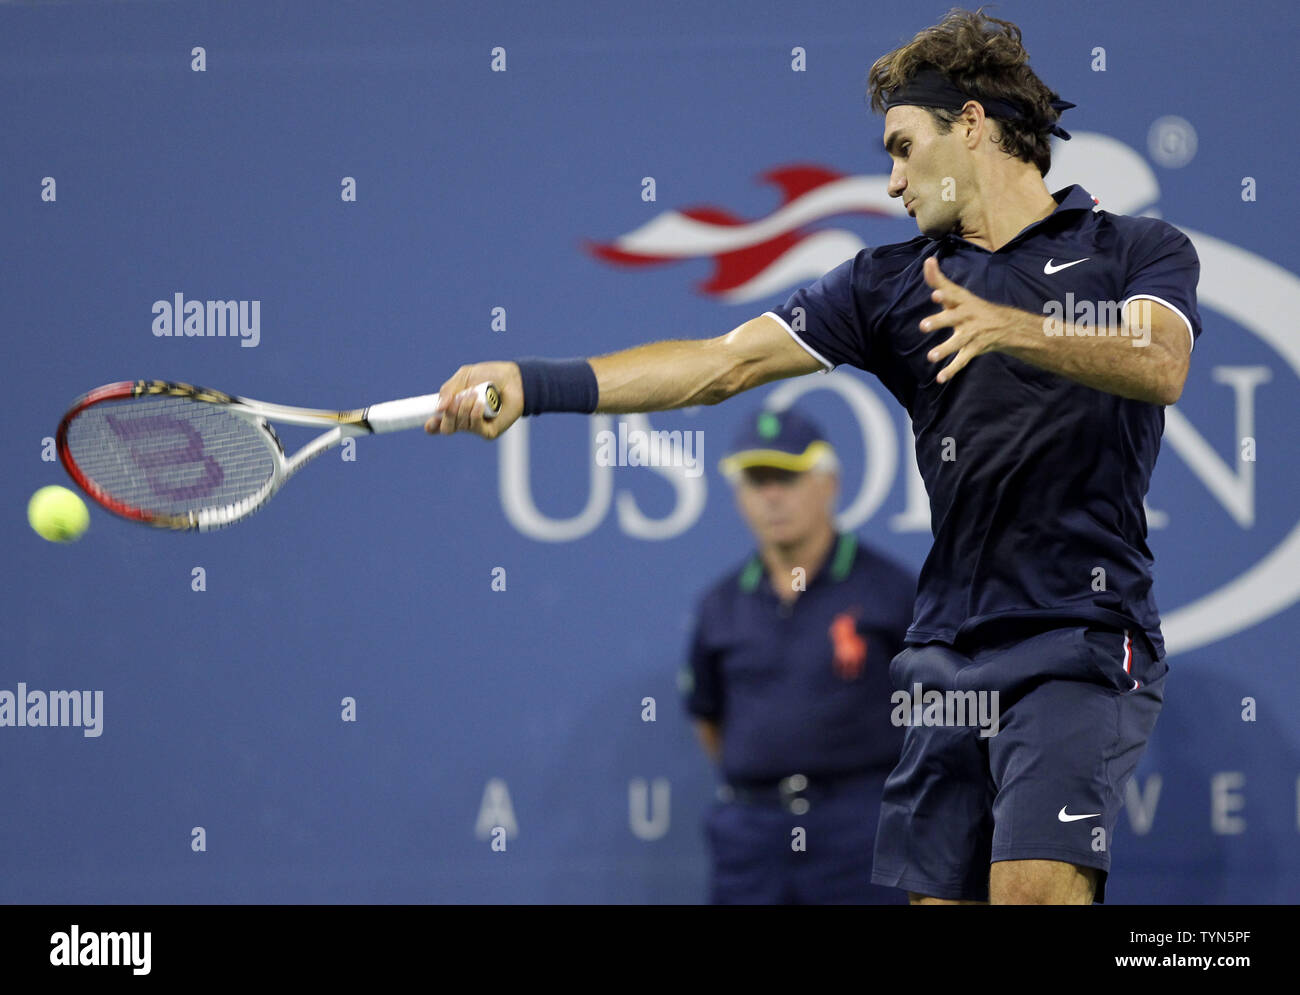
[[426, 313, 824, 438]]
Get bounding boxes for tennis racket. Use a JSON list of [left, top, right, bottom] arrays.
[[57, 379, 500, 532]]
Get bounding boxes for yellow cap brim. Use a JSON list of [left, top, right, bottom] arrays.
[[719, 440, 833, 477]]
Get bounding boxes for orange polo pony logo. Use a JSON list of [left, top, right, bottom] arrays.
[[829, 613, 867, 679]]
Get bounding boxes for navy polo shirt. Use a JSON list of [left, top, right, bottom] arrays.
[[765, 185, 1202, 659], [682, 532, 914, 782]]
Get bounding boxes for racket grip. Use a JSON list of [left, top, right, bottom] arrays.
[[365, 381, 500, 433]]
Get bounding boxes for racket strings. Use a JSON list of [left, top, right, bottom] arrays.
[[65, 396, 278, 516]]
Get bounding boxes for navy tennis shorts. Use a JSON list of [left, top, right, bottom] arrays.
[[870, 622, 1168, 903]]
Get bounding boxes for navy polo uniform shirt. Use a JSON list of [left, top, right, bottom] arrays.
[[682, 532, 915, 783], [764, 185, 1202, 660]]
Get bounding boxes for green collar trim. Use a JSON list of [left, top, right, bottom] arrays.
[[738, 555, 764, 593], [830, 531, 857, 582], [738, 533, 856, 593]]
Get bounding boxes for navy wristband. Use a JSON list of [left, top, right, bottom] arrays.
[[515, 357, 599, 416]]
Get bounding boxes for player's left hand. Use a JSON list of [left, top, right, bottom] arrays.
[[919, 256, 1019, 384]]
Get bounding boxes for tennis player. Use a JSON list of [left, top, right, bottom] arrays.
[[429, 8, 1200, 905]]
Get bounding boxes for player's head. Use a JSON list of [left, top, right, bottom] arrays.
[[865, 7, 1072, 237], [720, 408, 839, 548]]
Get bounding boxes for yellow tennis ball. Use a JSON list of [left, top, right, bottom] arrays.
[[28, 485, 90, 543]]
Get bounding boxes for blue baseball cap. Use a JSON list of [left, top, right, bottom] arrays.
[[718, 407, 836, 477]]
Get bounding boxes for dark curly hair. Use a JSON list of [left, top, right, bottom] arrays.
[[866, 7, 1067, 175]]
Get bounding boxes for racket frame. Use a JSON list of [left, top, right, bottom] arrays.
[[57, 379, 497, 532]]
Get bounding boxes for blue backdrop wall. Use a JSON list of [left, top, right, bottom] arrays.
[[3, 0, 1297, 903]]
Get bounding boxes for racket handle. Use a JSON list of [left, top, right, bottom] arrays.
[[365, 381, 500, 433]]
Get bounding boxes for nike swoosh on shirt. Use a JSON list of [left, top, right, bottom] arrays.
[[1044, 257, 1089, 274], [1058, 806, 1102, 822]]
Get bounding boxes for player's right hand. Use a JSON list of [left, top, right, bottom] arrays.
[[426, 361, 524, 440]]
